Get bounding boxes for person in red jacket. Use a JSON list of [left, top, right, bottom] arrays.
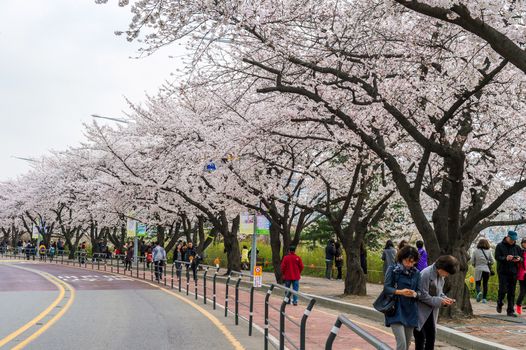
[[281, 245, 304, 306], [516, 238, 526, 315]]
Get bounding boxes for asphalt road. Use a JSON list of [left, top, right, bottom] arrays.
[[0, 262, 261, 350]]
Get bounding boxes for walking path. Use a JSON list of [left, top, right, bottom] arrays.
[[279, 272, 526, 349]]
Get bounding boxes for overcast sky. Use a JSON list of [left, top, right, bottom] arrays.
[[0, 1, 185, 181]]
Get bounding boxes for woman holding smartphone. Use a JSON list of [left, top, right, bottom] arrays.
[[414, 255, 459, 350], [383, 245, 421, 350]]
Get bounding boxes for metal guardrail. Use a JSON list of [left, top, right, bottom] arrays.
[[263, 283, 316, 350], [0, 251, 390, 349], [325, 314, 392, 350]]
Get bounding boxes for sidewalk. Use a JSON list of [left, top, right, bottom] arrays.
[[277, 272, 525, 349]]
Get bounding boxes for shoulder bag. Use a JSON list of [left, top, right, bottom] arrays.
[[480, 249, 495, 276], [373, 270, 399, 316]]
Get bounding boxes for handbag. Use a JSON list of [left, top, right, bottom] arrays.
[[481, 249, 495, 276], [373, 290, 397, 316], [373, 269, 399, 316]]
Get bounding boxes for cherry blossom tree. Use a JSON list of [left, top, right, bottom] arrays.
[[100, 0, 526, 316]]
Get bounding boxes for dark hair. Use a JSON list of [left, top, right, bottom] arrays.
[[243, 245, 247, 249], [398, 240, 408, 250], [289, 245, 296, 252], [384, 240, 394, 249], [335, 241, 341, 249], [435, 255, 459, 275], [416, 240, 424, 249], [476, 239, 490, 250], [396, 245, 419, 263]]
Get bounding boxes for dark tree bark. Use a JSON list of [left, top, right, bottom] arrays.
[[219, 213, 241, 274], [242, 51, 520, 316], [108, 225, 127, 252]]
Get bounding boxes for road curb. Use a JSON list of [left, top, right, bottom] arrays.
[[304, 294, 518, 350]]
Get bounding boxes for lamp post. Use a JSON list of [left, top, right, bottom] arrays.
[[90, 114, 130, 124]]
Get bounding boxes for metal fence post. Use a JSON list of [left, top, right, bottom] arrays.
[[249, 285, 255, 336], [171, 263, 174, 289], [279, 295, 288, 350], [194, 266, 198, 300], [225, 275, 231, 317], [186, 265, 190, 295], [325, 318, 342, 350], [178, 265, 182, 292], [213, 270, 218, 310], [203, 268, 208, 305], [300, 299, 317, 350], [235, 276, 242, 325], [264, 285, 275, 350]]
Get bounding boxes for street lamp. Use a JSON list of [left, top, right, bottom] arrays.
[[91, 114, 131, 124]]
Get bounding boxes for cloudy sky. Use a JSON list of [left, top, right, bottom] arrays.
[[0, 1, 185, 180]]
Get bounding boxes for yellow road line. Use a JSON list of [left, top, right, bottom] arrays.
[[12, 262, 245, 350], [0, 265, 75, 349]]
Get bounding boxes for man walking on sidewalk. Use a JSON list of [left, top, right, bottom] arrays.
[[495, 230, 523, 317], [281, 246, 304, 306], [153, 242, 167, 282]]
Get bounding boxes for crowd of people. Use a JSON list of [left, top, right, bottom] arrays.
[[376, 230, 526, 350], [0, 238, 67, 260]]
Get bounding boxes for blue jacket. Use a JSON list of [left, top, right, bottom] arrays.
[[383, 263, 421, 327]]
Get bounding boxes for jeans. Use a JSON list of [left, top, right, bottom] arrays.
[[325, 260, 333, 279], [497, 273, 517, 313], [154, 260, 164, 281], [414, 313, 436, 350], [284, 280, 299, 304], [175, 262, 182, 279], [391, 323, 413, 350], [475, 271, 490, 299], [517, 279, 526, 306]]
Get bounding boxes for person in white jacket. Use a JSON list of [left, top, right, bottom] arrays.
[[471, 238, 494, 303]]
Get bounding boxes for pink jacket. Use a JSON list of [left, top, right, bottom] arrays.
[[518, 250, 526, 281]]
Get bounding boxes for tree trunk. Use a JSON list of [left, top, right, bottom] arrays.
[[343, 242, 367, 295], [222, 214, 241, 273], [441, 246, 473, 317], [269, 222, 283, 283]]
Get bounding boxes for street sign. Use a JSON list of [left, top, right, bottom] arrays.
[[126, 218, 136, 238], [253, 265, 263, 287], [32, 225, 39, 239], [136, 223, 147, 237], [206, 160, 216, 172], [256, 215, 270, 235], [240, 213, 254, 235]]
